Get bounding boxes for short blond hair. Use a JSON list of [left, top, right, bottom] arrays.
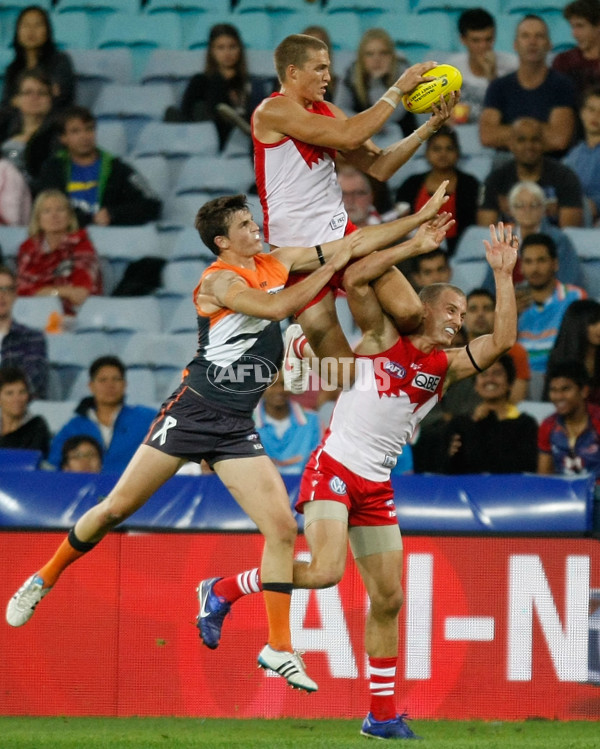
[[29, 189, 78, 237], [274, 34, 327, 84]]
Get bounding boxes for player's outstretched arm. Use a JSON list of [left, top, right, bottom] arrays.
[[343, 91, 460, 181], [198, 257, 340, 322], [277, 182, 451, 274], [447, 222, 519, 384], [254, 61, 437, 152]]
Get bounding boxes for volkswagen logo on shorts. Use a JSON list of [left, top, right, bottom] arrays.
[[329, 476, 347, 495], [207, 355, 279, 393]]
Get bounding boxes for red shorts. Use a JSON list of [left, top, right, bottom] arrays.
[[296, 448, 398, 527], [285, 219, 357, 314]]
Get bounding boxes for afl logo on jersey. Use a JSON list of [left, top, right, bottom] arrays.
[[413, 371, 441, 393], [383, 361, 406, 379], [329, 476, 347, 495]]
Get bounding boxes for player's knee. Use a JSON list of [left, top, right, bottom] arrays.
[[268, 514, 297, 546], [371, 586, 404, 618], [96, 496, 130, 528]]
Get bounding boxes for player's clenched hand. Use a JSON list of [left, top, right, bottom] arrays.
[[396, 61, 438, 95], [416, 180, 450, 222], [483, 222, 519, 274]]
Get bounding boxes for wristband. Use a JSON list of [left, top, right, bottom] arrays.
[[389, 85, 403, 97], [380, 95, 397, 109], [315, 244, 325, 266]]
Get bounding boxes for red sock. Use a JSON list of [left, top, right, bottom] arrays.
[[369, 656, 397, 721], [213, 568, 261, 603]]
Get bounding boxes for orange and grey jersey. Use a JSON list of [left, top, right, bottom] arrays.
[[183, 253, 288, 413], [252, 94, 347, 246]]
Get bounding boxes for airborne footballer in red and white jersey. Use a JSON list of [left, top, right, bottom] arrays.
[[252, 94, 349, 248], [322, 336, 448, 482]]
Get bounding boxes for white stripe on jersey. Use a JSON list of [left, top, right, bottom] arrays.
[[204, 312, 272, 367]]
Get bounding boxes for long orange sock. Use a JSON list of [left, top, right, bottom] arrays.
[[262, 589, 293, 653], [38, 529, 97, 588]]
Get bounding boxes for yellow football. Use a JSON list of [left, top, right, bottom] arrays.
[[401, 64, 462, 115]]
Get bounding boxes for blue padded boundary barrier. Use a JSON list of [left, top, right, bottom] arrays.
[[0, 468, 593, 534]]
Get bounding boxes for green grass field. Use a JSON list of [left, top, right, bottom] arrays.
[[1, 717, 599, 748]]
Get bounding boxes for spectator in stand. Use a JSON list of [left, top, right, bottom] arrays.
[[254, 373, 321, 477], [37, 106, 162, 227], [0, 264, 48, 399], [563, 85, 600, 225], [538, 359, 600, 480], [477, 118, 584, 228], [442, 354, 538, 474], [517, 233, 587, 399], [544, 299, 600, 405], [447, 8, 518, 125], [481, 181, 584, 291], [0, 365, 50, 457], [0, 157, 31, 225], [338, 165, 382, 228], [301, 25, 338, 102], [480, 15, 577, 160], [334, 28, 416, 138], [0, 5, 75, 112], [409, 247, 452, 292], [16, 189, 102, 318], [552, 0, 600, 106], [175, 23, 275, 150], [395, 126, 480, 255], [48, 355, 155, 474], [60, 434, 102, 473], [0, 69, 58, 189]]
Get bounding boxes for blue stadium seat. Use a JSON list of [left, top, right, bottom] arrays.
[[53, 11, 92, 50], [187, 11, 273, 50], [174, 155, 255, 195], [126, 155, 171, 202], [160, 258, 211, 297], [314, 12, 362, 51], [140, 49, 204, 101], [69, 365, 158, 405], [562, 228, 600, 298], [325, 0, 409, 14], [96, 120, 128, 158], [132, 122, 219, 159], [0, 226, 28, 265], [13, 296, 63, 331], [164, 295, 200, 334], [455, 123, 492, 157], [459, 154, 493, 183], [87, 223, 163, 291], [75, 296, 163, 339], [55, 0, 140, 39], [412, 0, 500, 15], [235, 0, 309, 13], [168, 227, 213, 261], [182, 11, 235, 49], [47, 331, 113, 400], [68, 48, 134, 109], [378, 11, 459, 56], [94, 83, 176, 151], [503, 0, 565, 13], [96, 12, 183, 79], [161, 193, 211, 229]]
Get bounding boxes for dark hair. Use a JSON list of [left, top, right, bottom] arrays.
[[425, 125, 461, 157], [9, 6, 56, 66], [413, 248, 449, 274], [58, 105, 95, 134], [458, 8, 496, 35], [547, 359, 591, 389], [479, 353, 516, 386], [563, 0, 600, 25], [195, 193, 249, 255], [89, 355, 125, 380], [0, 365, 30, 392], [545, 299, 600, 396], [60, 434, 103, 469], [520, 232, 557, 259], [16, 67, 52, 95], [205, 23, 248, 84], [467, 287, 495, 304]]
